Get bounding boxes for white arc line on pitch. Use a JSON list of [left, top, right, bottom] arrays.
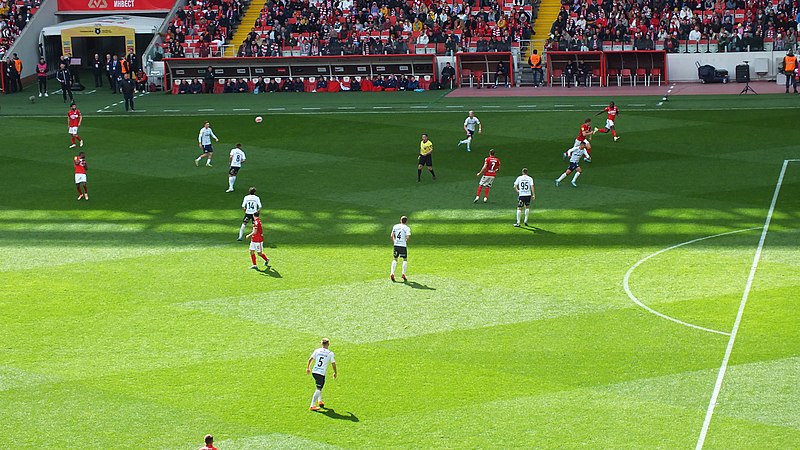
[[695, 160, 792, 450], [623, 228, 761, 336]]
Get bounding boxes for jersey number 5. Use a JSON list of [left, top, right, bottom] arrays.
[[317, 356, 324, 367]]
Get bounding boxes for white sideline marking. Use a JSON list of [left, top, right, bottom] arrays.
[[97, 110, 111, 113], [446, 105, 464, 108], [628, 103, 647, 106], [623, 228, 759, 336], [267, 107, 285, 111], [337, 106, 355, 110], [233, 108, 251, 111], [695, 160, 791, 450], [410, 105, 428, 109], [198, 108, 214, 112], [517, 105, 537, 108], [554, 104, 574, 107], [302, 107, 321, 110], [164, 109, 180, 112], [590, 104, 607, 107], [482, 105, 500, 108], [373, 106, 392, 109], [86, 89, 97, 94]]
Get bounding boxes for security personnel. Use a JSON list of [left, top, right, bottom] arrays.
[[529, 49, 543, 87], [783, 49, 797, 94]]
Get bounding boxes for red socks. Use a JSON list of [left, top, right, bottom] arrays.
[[611, 130, 617, 138], [259, 253, 268, 261], [250, 254, 257, 265], [71, 137, 76, 144], [484, 187, 491, 199], [476, 186, 483, 196], [598, 128, 608, 133]]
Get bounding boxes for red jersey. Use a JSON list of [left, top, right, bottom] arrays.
[[74, 156, 86, 174], [576, 123, 591, 141], [483, 156, 500, 176], [605, 106, 619, 120], [251, 217, 264, 243], [198, 446, 218, 450], [68, 109, 82, 127]]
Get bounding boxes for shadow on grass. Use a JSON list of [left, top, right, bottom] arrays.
[[522, 225, 555, 234], [405, 280, 435, 290], [317, 407, 360, 422], [258, 266, 283, 278]]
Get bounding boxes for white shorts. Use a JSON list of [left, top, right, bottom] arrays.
[[68, 126, 79, 135], [479, 175, 495, 187], [606, 118, 615, 129], [574, 138, 590, 148], [249, 241, 263, 252], [75, 173, 87, 184]]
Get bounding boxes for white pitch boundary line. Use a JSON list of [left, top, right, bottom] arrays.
[[373, 106, 392, 109], [198, 108, 215, 112], [337, 106, 356, 110], [623, 228, 760, 336], [695, 159, 792, 450], [233, 108, 251, 111], [517, 105, 537, 108], [410, 105, 428, 109], [554, 104, 574, 107], [482, 105, 501, 108], [628, 103, 647, 106]]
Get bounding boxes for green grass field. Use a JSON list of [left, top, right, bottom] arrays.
[[1, 87, 798, 449]]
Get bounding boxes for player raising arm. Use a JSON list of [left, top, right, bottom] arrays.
[[474, 149, 500, 203], [556, 141, 591, 188], [594, 101, 620, 141], [513, 168, 535, 227], [74, 151, 88, 201], [566, 118, 592, 159]]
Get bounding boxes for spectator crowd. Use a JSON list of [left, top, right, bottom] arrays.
[[548, 0, 800, 53], [160, 0, 248, 58], [0, 0, 41, 60]]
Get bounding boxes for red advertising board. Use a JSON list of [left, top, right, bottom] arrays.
[[58, 0, 174, 12]]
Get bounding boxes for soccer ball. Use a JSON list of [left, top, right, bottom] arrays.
[[255, 116, 263, 123]]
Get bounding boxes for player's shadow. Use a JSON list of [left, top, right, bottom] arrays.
[[405, 281, 435, 290], [258, 266, 283, 278], [319, 408, 359, 422], [523, 225, 555, 235]]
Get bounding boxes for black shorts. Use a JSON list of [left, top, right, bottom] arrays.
[[393, 245, 408, 259], [568, 162, 580, 171], [466, 129, 474, 137], [418, 154, 432, 166], [242, 213, 255, 223], [518, 195, 532, 207], [202, 144, 214, 153], [312, 373, 326, 390], [229, 166, 241, 176]]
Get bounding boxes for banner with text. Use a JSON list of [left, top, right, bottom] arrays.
[[58, 0, 173, 12]]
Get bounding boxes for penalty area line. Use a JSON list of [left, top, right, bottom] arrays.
[[695, 159, 792, 450]]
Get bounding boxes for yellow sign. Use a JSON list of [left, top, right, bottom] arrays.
[[61, 25, 136, 57]]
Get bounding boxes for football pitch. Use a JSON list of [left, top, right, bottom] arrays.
[[1, 89, 798, 448]]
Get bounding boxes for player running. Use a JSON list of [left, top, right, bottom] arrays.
[[67, 103, 84, 148], [195, 121, 219, 167], [245, 211, 269, 269], [474, 149, 500, 203], [556, 141, 591, 187], [417, 134, 436, 182], [306, 338, 337, 411], [458, 111, 482, 152], [513, 168, 535, 227], [390, 215, 411, 282], [565, 117, 593, 159], [74, 151, 88, 201], [594, 101, 620, 141], [238, 186, 262, 241], [226, 143, 247, 192]]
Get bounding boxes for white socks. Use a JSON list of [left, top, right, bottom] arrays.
[[311, 389, 321, 407], [229, 176, 236, 189], [524, 208, 529, 223], [238, 224, 246, 239], [206, 158, 212, 166], [195, 156, 202, 162], [391, 260, 397, 275], [557, 173, 567, 182], [402, 261, 407, 275], [572, 172, 581, 182], [516, 209, 521, 224]]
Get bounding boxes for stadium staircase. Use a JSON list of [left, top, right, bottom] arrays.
[[226, 3, 263, 56], [530, 0, 561, 56]]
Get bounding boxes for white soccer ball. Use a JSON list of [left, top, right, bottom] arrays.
[[255, 116, 263, 123]]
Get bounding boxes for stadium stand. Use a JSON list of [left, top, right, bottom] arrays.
[[547, 0, 799, 54], [166, 0, 541, 57], [160, 0, 249, 58], [0, 0, 41, 58]]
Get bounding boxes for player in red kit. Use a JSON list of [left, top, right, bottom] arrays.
[[74, 151, 88, 200], [594, 101, 620, 141], [67, 103, 84, 148], [198, 434, 218, 450], [245, 211, 270, 269], [566, 118, 593, 159], [474, 149, 500, 203]]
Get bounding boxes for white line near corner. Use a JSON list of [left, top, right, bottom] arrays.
[[695, 159, 792, 450]]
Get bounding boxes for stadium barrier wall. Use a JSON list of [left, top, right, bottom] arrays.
[[666, 51, 784, 82]]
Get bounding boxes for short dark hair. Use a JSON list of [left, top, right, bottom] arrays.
[[236, 143, 242, 148], [78, 152, 85, 157], [609, 101, 615, 107], [584, 117, 591, 123], [400, 215, 408, 224], [489, 149, 495, 156], [249, 187, 256, 195], [522, 168, 528, 174], [204, 434, 213, 445]]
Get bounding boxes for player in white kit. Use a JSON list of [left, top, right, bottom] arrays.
[[306, 338, 337, 411], [390, 215, 411, 282], [226, 143, 247, 192], [238, 186, 262, 240], [555, 141, 591, 187], [458, 111, 482, 152], [195, 121, 219, 167], [513, 168, 535, 227]]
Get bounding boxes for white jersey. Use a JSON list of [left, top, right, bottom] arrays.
[[241, 194, 262, 214], [198, 127, 218, 145], [229, 148, 246, 167], [310, 347, 335, 376], [464, 116, 481, 131], [568, 146, 590, 163], [514, 175, 534, 196], [392, 223, 411, 247]]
